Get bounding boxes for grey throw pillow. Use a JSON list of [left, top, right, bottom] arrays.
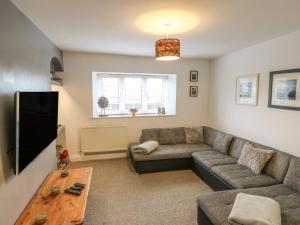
[[238, 142, 274, 175], [159, 129, 176, 145], [284, 157, 300, 192], [184, 127, 203, 144], [212, 133, 233, 154]]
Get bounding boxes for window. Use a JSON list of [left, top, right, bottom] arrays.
[[92, 72, 177, 117]]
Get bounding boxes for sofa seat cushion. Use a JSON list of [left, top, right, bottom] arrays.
[[130, 143, 213, 161], [192, 151, 237, 169], [211, 164, 280, 189], [197, 184, 300, 225]]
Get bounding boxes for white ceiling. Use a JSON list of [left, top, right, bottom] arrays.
[[12, 0, 300, 58]]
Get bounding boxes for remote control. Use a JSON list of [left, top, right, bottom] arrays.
[[74, 183, 86, 188], [64, 188, 81, 195], [70, 186, 83, 191]]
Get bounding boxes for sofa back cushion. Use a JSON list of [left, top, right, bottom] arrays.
[[212, 133, 233, 154], [203, 126, 221, 146], [229, 137, 272, 159], [140, 128, 160, 143], [228, 137, 248, 159], [184, 127, 203, 144], [140, 127, 186, 145], [263, 150, 291, 182], [159, 128, 176, 145], [283, 157, 300, 192], [173, 127, 186, 144]]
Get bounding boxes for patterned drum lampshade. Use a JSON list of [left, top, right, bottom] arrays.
[[155, 38, 180, 61]]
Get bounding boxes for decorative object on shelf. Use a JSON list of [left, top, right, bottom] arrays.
[[157, 107, 162, 114], [155, 23, 180, 61], [35, 212, 48, 225], [236, 74, 259, 105], [190, 70, 198, 82], [57, 149, 70, 177], [129, 108, 138, 117], [51, 186, 61, 196], [268, 68, 300, 111], [51, 76, 63, 86], [97, 96, 109, 116], [161, 107, 166, 115], [190, 86, 198, 97]]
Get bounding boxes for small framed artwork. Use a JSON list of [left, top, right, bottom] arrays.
[[236, 74, 259, 105], [268, 68, 300, 111], [190, 70, 198, 82], [190, 86, 198, 97]]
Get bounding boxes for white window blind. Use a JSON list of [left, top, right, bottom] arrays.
[[92, 72, 177, 117]]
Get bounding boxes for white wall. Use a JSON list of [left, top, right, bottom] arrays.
[[56, 52, 210, 156], [209, 30, 300, 157]]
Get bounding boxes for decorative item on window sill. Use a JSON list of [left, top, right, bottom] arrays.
[[155, 23, 180, 61], [157, 107, 161, 114], [157, 107, 166, 115], [98, 96, 109, 117], [129, 108, 138, 117]]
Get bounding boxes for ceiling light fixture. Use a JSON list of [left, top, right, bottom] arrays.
[[155, 23, 180, 61]]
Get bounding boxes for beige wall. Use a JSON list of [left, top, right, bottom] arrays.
[[209, 30, 300, 157], [56, 52, 210, 156], [0, 0, 62, 224]]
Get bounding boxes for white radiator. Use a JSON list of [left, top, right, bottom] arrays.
[[80, 126, 129, 155]]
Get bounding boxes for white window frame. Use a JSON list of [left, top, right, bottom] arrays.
[[92, 72, 177, 117]]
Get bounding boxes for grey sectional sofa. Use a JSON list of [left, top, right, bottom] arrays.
[[129, 126, 300, 225]]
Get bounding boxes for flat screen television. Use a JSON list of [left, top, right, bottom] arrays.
[[15, 91, 58, 175]]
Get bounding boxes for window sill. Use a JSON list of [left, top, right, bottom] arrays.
[[89, 114, 176, 119]]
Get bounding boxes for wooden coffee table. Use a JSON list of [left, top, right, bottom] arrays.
[[15, 167, 93, 225]]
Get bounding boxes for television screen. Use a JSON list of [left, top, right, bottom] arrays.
[[15, 91, 58, 174]]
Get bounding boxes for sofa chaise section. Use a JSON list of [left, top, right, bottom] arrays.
[[197, 183, 300, 225], [196, 139, 298, 225]]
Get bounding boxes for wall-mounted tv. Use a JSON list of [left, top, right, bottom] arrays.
[[15, 91, 58, 175]]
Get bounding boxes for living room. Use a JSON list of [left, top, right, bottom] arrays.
[[0, 0, 300, 225]]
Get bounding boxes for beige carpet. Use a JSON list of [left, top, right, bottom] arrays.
[[70, 158, 212, 225]]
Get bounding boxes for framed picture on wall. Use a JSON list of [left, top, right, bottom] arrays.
[[236, 73, 259, 105], [268, 68, 300, 111], [190, 70, 198, 82], [190, 86, 198, 97]]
